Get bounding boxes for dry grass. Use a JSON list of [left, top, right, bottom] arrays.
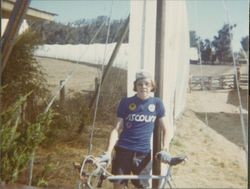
[[16, 57, 247, 188]]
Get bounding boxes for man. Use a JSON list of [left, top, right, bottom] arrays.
[[98, 70, 172, 189]]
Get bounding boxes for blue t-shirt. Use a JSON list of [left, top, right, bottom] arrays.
[[116, 95, 165, 153]]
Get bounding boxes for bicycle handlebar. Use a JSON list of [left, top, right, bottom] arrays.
[[77, 154, 187, 189], [156, 153, 187, 166]]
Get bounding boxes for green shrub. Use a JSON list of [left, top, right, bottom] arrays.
[[1, 29, 48, 118], [0, 93, 54, 182], [0, 29, 54, 183]]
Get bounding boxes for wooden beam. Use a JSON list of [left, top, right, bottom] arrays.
[[1, 0, 31, 74], [88, 16, 130, 109], [1, 0, 57, 21]]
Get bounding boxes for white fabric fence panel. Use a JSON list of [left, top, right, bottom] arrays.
[[128, 0, 189, 135], [162, 0, 190, 120], [34, 43, 129, 69], [128, 0, 190, 176], [127, 0, 157, 96]]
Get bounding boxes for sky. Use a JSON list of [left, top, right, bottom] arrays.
[[30, 0, 130, 22], [30, 0, 249, 51], [186, 0, 249, 52]]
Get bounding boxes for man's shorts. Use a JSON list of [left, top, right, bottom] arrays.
[[111, 146, 152, 188]]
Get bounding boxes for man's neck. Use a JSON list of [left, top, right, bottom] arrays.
[[136, 94, 150, 100]]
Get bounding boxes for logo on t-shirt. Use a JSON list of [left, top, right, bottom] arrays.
[[126, 114, 156, 123], [128, 103, 137, 111], [126, 122, 132, 129], [148, 104, 156, 112]]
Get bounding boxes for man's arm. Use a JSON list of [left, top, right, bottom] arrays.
[[106, 117, 123, 155], [158, 116, 174, 152]]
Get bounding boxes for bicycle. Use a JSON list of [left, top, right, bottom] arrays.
[[74, 153, 187, 189]]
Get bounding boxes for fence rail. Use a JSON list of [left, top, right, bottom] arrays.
[[240, 74, 248, 86], [189, 73, 248, 91]]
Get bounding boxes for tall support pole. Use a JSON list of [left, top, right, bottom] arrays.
[[1, 0, 31, 74], [153, 0, 165, 188], [88, 16, 130, 109]]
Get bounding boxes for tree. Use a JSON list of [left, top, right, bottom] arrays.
[[200, 39, 212, 63], [240, 36, 249, 54], [189, 30, 199, 48], [212, 24, 236, 63], [28, 16, 129, 44]]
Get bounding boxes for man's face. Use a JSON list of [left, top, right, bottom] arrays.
[[135, 78, 152, 98]]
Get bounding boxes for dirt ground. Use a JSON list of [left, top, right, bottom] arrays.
[[28, 57, 248, 188], [171, 90, 248, 188]]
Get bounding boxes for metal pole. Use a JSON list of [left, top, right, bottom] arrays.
[[1, 0, 31, 74], [153, 0, 166, 188]]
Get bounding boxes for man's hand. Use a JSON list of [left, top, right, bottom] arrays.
[[155, 150, 171, 164], [95, 152, 111, 166]]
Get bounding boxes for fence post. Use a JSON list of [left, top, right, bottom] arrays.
[[234, 67, 241, 89], [208, 76, 212, 90], [95, 77, 99, 91], [60, 80, 65, 107], [233, 75, 236, 89], [200, 77, 204, 90], [219, 76, 225, 89], [237, 67, 241, 89], [188, 74, 192, 93]]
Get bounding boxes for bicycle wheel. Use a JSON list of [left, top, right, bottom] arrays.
[[166, 179, 174, 189], [76, 181, 90, 189], [159, 177, 174, 189]]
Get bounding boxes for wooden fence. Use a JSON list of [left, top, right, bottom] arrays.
[[189, 72, 248, 91], [240, 73, 248, 87]]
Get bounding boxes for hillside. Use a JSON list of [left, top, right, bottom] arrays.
[[20, 57, 248, 188]]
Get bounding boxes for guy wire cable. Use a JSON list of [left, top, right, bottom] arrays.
[[43, 20, 106, 113], [194, 0, 209, 127], [28, 12, 108, 186], [87, 0, 114, 155], [222, 0, 248, 169]]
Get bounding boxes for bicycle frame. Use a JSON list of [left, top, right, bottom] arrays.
[[107, 166, 173, 189], [78, 154, 186, 189]]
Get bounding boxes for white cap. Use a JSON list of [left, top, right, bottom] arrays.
[[135, 70, 153, 81]]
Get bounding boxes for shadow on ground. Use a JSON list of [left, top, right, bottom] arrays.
[[227, 89, 248, 110], [195, 112, 248, 149]]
